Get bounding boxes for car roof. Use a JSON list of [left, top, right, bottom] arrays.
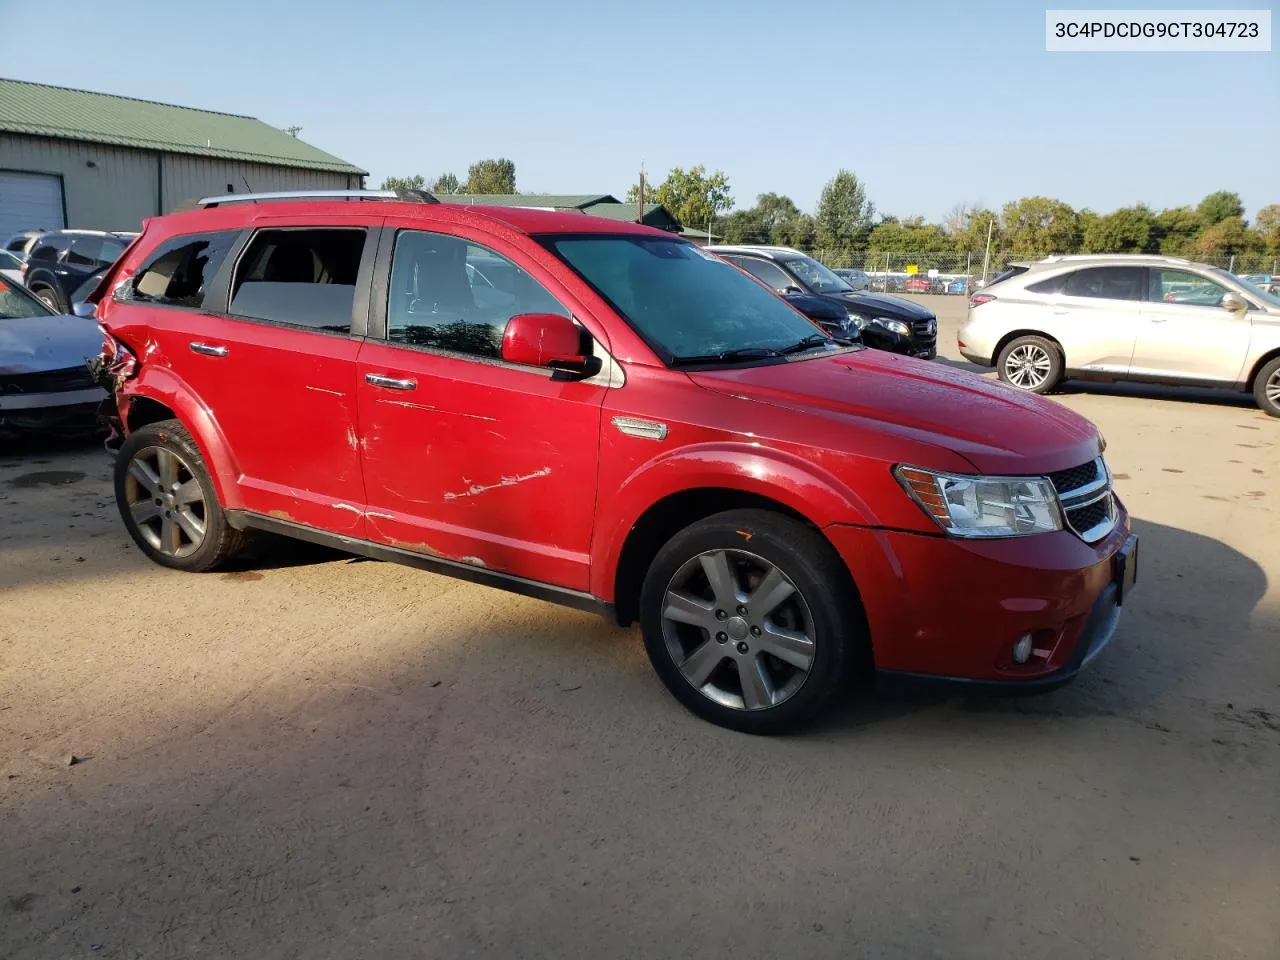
[[705, 244, 809, 260], [145, 199, 669, 241], [1018, 253, 1213, 272]]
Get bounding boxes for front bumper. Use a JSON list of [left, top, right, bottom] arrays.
[[861, 325, 937, 359], [825, 510, 1133, 685], [0, 387, 106, 437]]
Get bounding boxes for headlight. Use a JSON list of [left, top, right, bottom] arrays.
[[895, 465, 1063, 538], [877, 318, 911, 337], [845, 310, 867, 331]]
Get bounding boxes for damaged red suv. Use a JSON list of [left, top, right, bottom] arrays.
[[88, 191, 1137, 734]]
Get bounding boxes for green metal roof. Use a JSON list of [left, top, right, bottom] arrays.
[[0, 78, 366, 175], [452, 194, 618, 209]]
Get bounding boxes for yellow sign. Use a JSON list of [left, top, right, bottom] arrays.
[[906, 264, 919, 275]]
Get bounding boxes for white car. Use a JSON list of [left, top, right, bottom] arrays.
[[958, 254, 1280, 417]]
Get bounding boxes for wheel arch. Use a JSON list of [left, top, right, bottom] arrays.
[[118, 371, 243, 508], [1245, 348, 1280, 392], [993, 329, 1065, 366]]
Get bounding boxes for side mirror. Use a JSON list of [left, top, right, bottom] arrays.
[[72, 301, 97, 318], [1221, 291, 1248, 313], [501, 313, 601, 378], [782, 286, 804, 296]]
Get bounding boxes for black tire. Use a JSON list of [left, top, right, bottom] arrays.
[[996, 335, 1064, 394], [32, 285, 64, 313], [1253, 356, 1280, 418], [639, 509, 865, 735], [114, 419, 252, 572]]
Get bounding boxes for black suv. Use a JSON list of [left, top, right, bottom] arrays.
[[708, 245, 938, 358], [21, 230, 135, 312]]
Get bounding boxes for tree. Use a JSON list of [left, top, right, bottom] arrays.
[[1153, 206, 1202, 255], [629, 166, 733, 232], [1196, 216, 1261, 259], [1196, 191, 1244, 227], [1253, 204, 1280, 253], [380, 174, 426, 193], [814, 170, 875, 257], [1083, 205, 1155, 253], [432, 173, 461, 195], [465, 158, 516, 195], [866, 217, 952, 254], [1000, 197, 1080, 256], [947, 206, 1000, 256]]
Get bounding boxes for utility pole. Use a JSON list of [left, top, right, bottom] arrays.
[[981, 217, 995, 283], [637, 164, 646, 223]]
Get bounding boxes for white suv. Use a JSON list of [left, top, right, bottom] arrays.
[[958, 255, 1280, 417]]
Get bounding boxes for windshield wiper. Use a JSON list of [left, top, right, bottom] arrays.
[[777, 334, 832, 355], [670, 346, 781, 366]]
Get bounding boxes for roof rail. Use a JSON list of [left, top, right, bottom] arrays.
[[197, 188, 439, 208], [1039, 253, 1190, 264]]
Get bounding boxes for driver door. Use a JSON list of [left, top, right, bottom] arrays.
[[1135, 268, 1253, 382]]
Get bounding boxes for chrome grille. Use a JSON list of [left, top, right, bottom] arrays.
[[1053, 457, 1116, 542], [2, 365, 97, 395], [913, 318, 937, 341]]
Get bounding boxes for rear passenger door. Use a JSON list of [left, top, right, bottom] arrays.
[[1032, 266, 1145, 375], [118, 218, 378, 534]]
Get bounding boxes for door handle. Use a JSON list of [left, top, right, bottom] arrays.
[[365, 373, 417, 391], [189, 341, 228, 357]]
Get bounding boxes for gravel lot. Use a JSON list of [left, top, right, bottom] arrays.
[[2, 295, 1277, 959]]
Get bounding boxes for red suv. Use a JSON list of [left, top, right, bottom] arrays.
[[88, 191, 1138, 734]]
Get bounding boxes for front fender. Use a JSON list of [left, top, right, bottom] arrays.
[[120, 367, 243, 509], [590, 441, 877, 600]]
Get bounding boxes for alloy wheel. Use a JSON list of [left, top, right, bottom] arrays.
[[661, 549, 816, 711], [1267, 368, 1280, 407], [123, 446, 208, 559], [1004, 343, 1052, 389]]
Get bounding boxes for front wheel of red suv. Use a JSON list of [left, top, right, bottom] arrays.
[[639, 509, 865, 735], [114, 419, 252, 572]]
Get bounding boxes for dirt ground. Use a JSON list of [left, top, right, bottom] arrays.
[[2, 295, 1277, 959]]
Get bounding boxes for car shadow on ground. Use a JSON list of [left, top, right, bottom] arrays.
[[1055, 379, 1262, 411], [932, 356, 991, 376]]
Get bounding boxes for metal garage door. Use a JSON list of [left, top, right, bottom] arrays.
[[0, 171, 65, 240]]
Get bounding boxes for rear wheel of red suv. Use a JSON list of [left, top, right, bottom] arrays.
[[114, 419, 251, 572], [639, 509, 864, 735]]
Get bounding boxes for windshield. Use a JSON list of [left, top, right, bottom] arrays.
[[782, 255, 852, 293], [545, 235, 833, 362], [0, 278, 55, 319], [1218, 268, 1280, 308]]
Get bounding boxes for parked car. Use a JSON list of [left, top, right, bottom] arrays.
[[959, 254, 1280, 416], [0, 276, 107, 439], [945, 277, 970, 295], [707, 246, 937, 358], [903, 276, 931, 293], [832, 268, 871, 290], [0, 249, 24, 285], [90, 190, 1136, 734], [3, 230, 46, 262], [20, 229, 135, 312]]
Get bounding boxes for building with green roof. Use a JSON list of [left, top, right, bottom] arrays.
[[0, 78, 366, 236]]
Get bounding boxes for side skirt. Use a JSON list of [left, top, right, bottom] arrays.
[[226, 510, 615, 620]]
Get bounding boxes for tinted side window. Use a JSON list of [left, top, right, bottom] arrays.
[[1150, 268, 1227, 307], [736, 257, 794, 291], [1063, 267, 1144, 301], [230, 229, 366, 333], [66, 236, 104, 268], [123, 231, 239, 309], [1026, 274, 1066, 295], [387, 231, 569, 358], [29, 236, 68, 262]]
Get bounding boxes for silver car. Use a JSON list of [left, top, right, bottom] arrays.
[[958, 254, 1280, 417]]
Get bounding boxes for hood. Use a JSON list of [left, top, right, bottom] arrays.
[[818, 290, 934, 320], [0, 313, 104, 375], [783, 291, 847, 321], [690, 350, 1101, 475]]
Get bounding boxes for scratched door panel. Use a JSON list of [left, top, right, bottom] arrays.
[[355, 341, 605, 591]]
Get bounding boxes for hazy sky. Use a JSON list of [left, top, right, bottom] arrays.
[[2, 0, 1276, 219]]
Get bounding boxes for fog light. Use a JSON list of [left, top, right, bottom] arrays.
[[1013, 634, 1033, 664]]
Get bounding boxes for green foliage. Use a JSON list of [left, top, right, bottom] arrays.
[[1195, 216, 1261, 258], [432, 173, 461, 195], [815, 170, 874, 258], [1153, 206, 1203, 255], [634, 166, 734, 231], [380, 174, 426, 193], [466, 158, 517, 195], [1196, 191, 1245, 226], [1000, 197, 1081, 257], [867, 217, 952, 254], [1083, 205, 1156, 253], [948, 206, 1001, 256], [1253, 204, 1280, 253]]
